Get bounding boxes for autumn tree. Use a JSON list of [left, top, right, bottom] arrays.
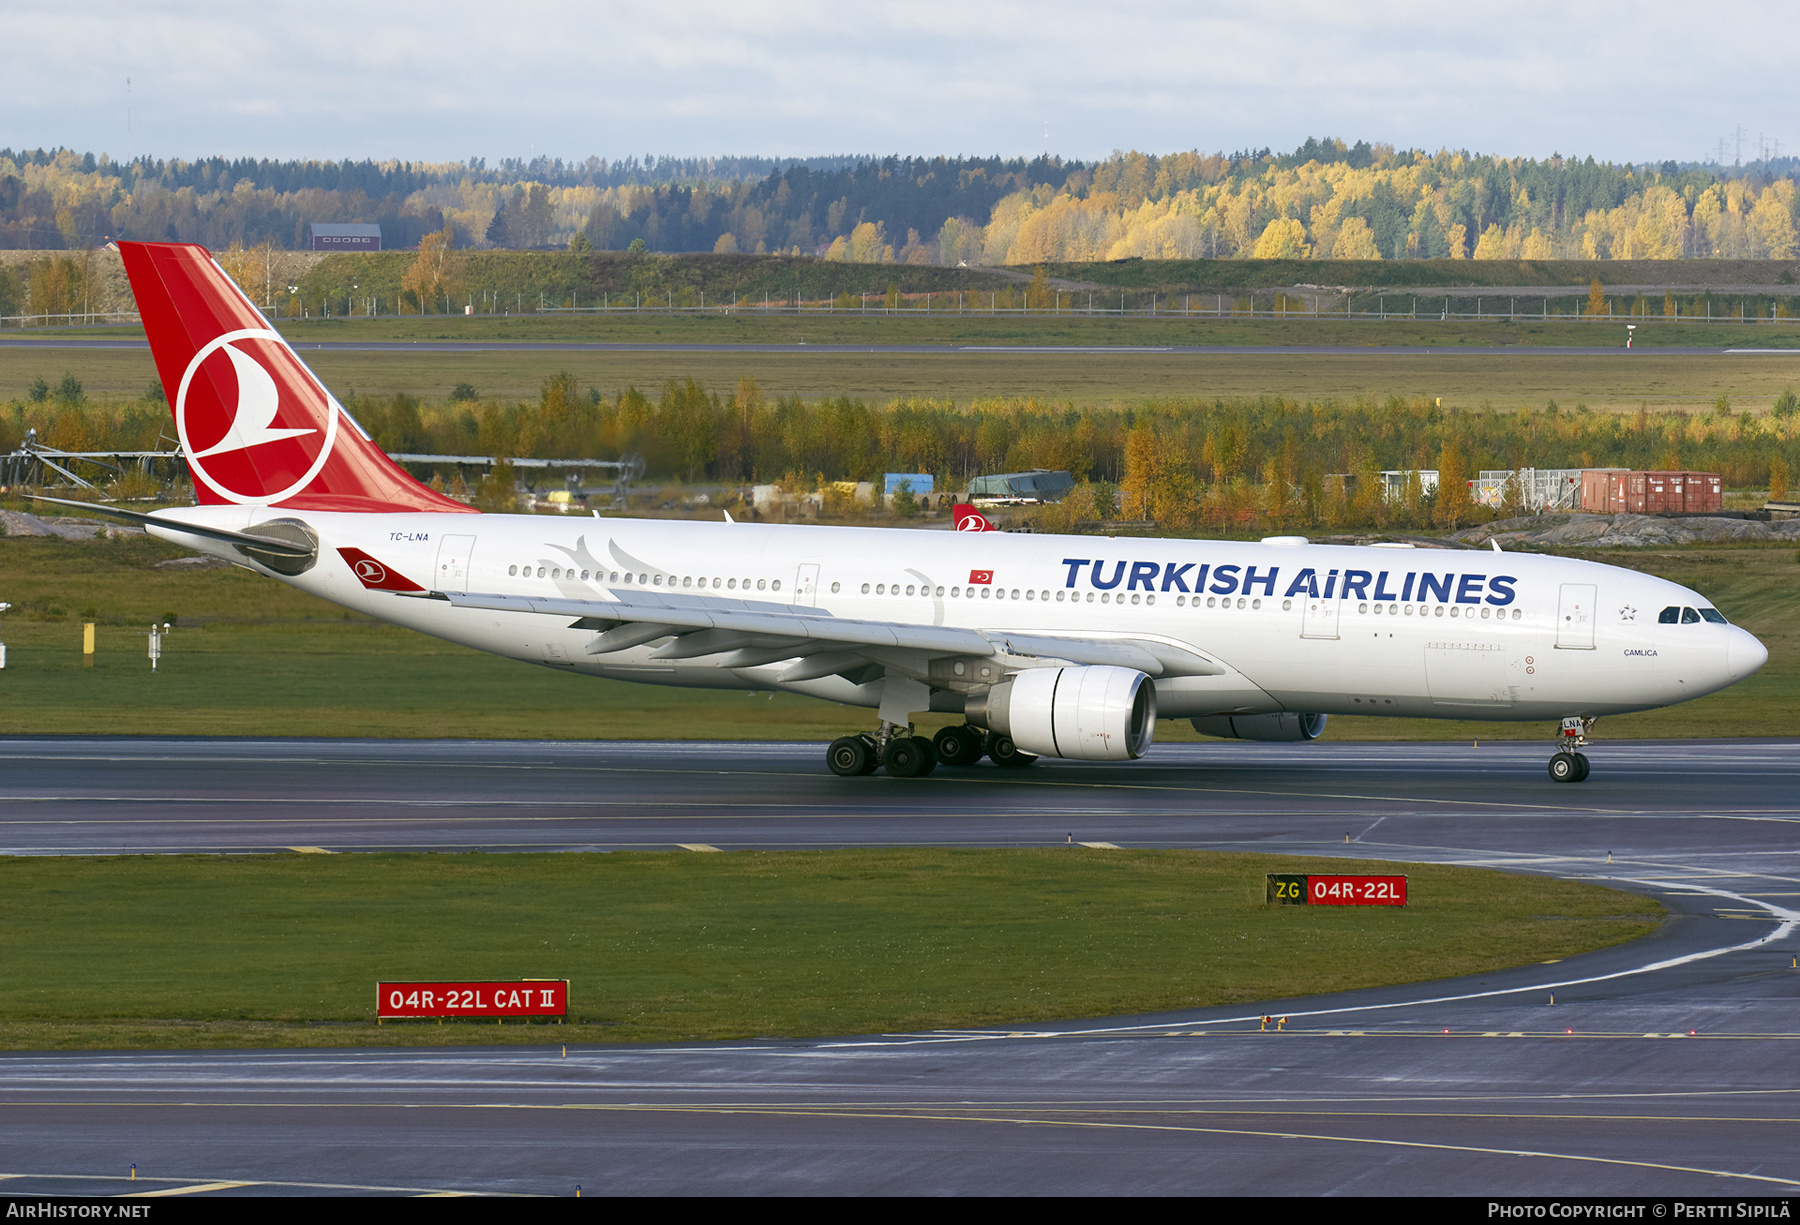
[[1122, 422, 1197, 528], [1433, 439, 1471, 528], [217, 240, 276, 308], [1251, 218, 1309, 259], [402, 226, 466, 315], [1586, 278, 1605, 317]]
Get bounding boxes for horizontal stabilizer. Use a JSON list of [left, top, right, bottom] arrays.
[[25, 495, 315, 556]]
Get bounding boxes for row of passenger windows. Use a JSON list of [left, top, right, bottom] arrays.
[[505, 564, 1525, 622], [1660, 606, 1727, 624], [847, 582, 1526, 618], [508, 565, 780, 592]]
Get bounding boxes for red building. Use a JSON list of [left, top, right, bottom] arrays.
[[309, 223, 381, 251]]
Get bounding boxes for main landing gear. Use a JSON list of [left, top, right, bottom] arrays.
[[825, 723, 1039, 776], [1548, 716, 1595, 783]]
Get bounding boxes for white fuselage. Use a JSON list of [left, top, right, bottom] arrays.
[[150, 507, 1767, 727]]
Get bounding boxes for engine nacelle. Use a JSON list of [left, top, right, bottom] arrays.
[[969, 665, 1156, 760], [1190, 712, 1328, 742]]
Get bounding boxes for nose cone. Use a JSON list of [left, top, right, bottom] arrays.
[[1728, 627, 1769, 682]]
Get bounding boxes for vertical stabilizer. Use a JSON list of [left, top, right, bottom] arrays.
[[120, 242, 473, 514]]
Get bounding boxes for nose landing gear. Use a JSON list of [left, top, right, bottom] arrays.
[[1548, 716, 1594, 783]]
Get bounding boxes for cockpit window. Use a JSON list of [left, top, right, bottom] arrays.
[[1681, 607, 1701, 624], [1659, 606, 1680, 624], [1698, 608, 1727, 624]]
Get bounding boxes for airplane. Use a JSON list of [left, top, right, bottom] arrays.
[[42, 241, 1769, 784]]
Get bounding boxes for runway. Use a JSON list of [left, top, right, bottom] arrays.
[[0, 337, 1790, 357], [2, 737, 1798, 1196]]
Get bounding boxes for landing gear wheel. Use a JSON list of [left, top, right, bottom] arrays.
[[827, 735, 872, 777], [932, 725, 986, 766], [988, 735, 1039, 769], [884, 736, 938, 778], [1548, 751, 1581, 783], [1572, 752, 1590, 782]]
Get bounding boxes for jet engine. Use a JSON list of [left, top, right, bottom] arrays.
[[1189, 712, 1328, 741], [967, 665, 1156, 760]]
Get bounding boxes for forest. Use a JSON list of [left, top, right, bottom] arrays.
[[3, 141, 1796, 267], [7, 377, 1796, 533]]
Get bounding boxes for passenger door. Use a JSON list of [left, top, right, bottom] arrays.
[[1301, 593, 1340, 639], [794, 562, 820, 607], [434, 534, 477, 592], [1556, 583, 1596, 649]]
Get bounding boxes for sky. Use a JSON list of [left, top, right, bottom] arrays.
[[3, 1, 1792, 169]]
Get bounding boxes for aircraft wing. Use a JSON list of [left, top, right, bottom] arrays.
[[433, 588, 1222, 677]]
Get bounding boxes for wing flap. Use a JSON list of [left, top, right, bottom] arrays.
[[440, 590, 1224, 677]]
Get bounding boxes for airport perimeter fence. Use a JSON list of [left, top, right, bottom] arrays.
[[5, 298, 1800, 329], [533, 290, 1800, 326], [0, 310, 141, 328]]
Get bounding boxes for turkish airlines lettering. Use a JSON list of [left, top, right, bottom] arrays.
[[93, 242, 1767, 783]]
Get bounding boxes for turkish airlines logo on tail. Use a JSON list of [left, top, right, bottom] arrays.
[[954, 503, 997, 532], [177, 329, 340, 505]]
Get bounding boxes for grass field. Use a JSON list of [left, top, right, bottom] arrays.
[[3, 319, 1799, 411], [0, 849, 1662, 1050], [1, 533, 1796, 742]]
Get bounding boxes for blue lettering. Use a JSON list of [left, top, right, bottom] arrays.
[[1161, 562, 1195, 593], [1401, 572, 1416, 602], [1456, 574, 1486, 604], [1091, 560, 1125, 590], [1283, 568, 1319, 598], [1322, 569, 1338, 599], [1061, 558, 1090, 588], [1342, 569, 1372, 600], [1127, 561, 1160, 591], [1485, 575, 1517, 606], [1210, 564, 1241, 595], [1193, 564, 1210, 592], [1417, 572, 1452, 603], [1372, 570, 1399, 601], [1242, 565, 1278, 596]]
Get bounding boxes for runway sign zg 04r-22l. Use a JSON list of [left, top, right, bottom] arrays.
[[378, 979, 569, 1020], [1266, 874, 1407, 906]]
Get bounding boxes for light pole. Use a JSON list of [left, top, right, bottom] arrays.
[[1626, 324, 1637, 350], [0, 601, 10, 670]]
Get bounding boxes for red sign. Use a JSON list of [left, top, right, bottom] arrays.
[[968, 569, 994, 585], [378, 979, 568, 1018], [1307, 875, 1407, 906]]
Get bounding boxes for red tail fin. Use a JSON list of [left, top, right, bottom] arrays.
[[120, 242, 472, 514], [953, 503, 998, 532]]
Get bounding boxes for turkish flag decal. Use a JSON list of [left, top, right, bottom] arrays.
[[968, 569, 994, 585]]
